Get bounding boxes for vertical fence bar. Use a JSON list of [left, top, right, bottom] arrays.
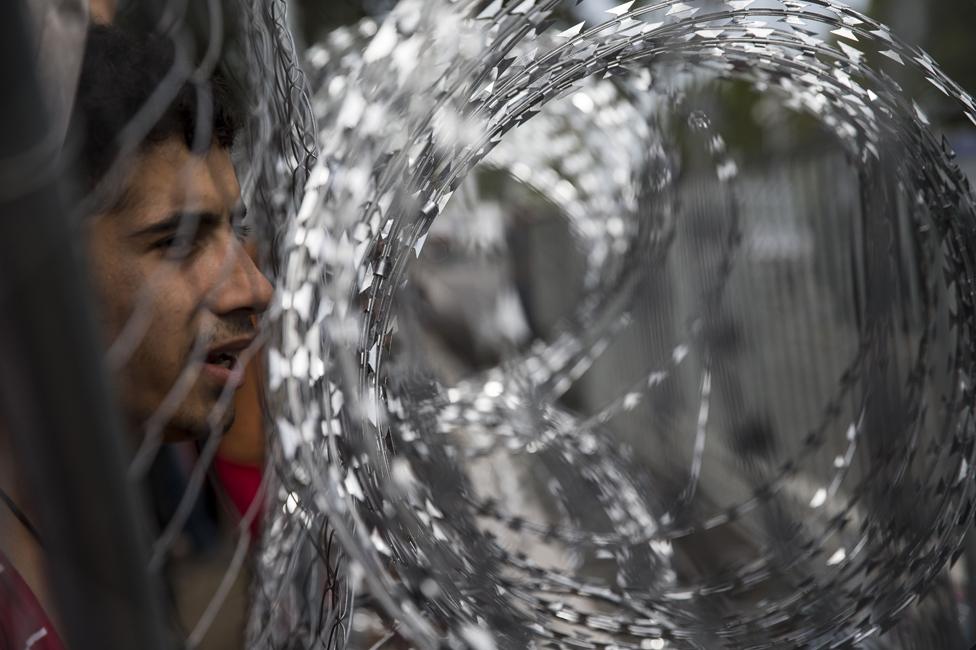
[[0, 2, 170, 649]]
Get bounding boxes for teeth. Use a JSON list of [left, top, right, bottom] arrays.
[[211, 353, 236, 369]]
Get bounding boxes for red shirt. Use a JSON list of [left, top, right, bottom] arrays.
[[212, 456, 264, 539], [0, 548, 65, 649]]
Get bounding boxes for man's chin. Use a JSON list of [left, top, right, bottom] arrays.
[[161, 427, 201, 443], [160, 409, 236, 442]]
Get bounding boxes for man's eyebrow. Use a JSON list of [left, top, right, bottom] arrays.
[[129, 211, 224, 239]]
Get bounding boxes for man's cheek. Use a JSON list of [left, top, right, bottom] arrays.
[[152, 274, 203, 333], [87, 261, 138, 342], [145, 285, 205, 387]]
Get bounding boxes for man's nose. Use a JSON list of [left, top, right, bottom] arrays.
[[209, 239, 273, 318]]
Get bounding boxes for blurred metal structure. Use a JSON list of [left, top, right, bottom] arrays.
[[257, 1, 976, 648], [0, 2, 170, 649]]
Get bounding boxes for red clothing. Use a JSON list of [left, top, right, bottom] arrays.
[[212, 456, 264, 539], [0, 548, 65, 649]]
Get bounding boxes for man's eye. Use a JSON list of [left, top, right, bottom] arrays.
[[156, 235, 200, 259], [233, 222, 253, 242]]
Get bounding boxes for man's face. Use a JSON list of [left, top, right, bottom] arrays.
[[86, 136, 273, 440]]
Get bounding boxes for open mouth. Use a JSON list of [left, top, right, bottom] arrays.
[[205, 351, 238, 370], [203, 336, 255, 383]]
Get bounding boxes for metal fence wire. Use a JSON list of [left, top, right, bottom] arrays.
[[3, 0, 312, 649], [3, 1, 976, 650]]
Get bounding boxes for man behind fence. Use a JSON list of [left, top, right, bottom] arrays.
[[72, 25, 273, 441], [1, 21, 272, 649]]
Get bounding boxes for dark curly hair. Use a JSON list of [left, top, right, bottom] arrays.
[[66, 24, 240, 205]]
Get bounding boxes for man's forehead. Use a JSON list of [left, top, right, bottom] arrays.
[[114, 138, 241, 219]]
